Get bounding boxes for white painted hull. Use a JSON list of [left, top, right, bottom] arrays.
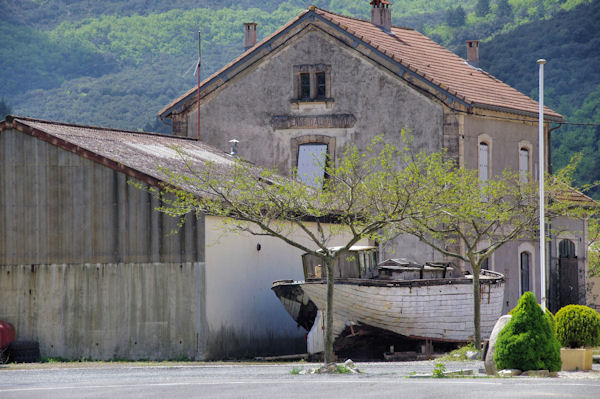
[[296, 273, 505, 342]]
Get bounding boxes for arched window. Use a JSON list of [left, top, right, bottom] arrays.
[[479, 142, 489, 182], [559, 239, 576, 258], [520, 251, 530, 294], [519, 147, 530, 182]]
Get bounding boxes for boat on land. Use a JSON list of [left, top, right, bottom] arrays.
[[271, 246, 505, 344]]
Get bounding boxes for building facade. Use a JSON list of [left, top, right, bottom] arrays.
[[159, 4, 587, 313]]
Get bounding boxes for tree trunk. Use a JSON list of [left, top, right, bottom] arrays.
[[324, 257, 335, 364], [472, 265, 481, 350]]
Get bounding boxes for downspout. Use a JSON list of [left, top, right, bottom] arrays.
[[547, 122, 562, 311]]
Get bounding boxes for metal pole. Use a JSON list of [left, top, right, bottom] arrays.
[[537, 58, 546, 311], [197, 31, 201, 140]]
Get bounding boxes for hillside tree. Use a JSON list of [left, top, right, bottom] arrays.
[[476, 0, 490, 17]]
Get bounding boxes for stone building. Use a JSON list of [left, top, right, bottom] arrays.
[[159, 3, 590, 313], [0, 116, 355, 360]]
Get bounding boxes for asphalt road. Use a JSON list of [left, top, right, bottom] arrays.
[[1, 361, 599, 399]]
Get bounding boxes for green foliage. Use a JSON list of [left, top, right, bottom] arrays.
[[494, 292, 562, 372], [432, 362, 447, 378], [476, 0, 491, 16], [446, 6, 466, 27], [336, 364, 352, 373], [545, 308, 556, 332], [290, 366, 303, 374], [555, 305, 600, 348], [437, 344, 478, 361]]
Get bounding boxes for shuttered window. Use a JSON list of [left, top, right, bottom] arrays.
[[297, 144, 328, 189], [479, 142, 489, 182], [519, 148, 529, 182]]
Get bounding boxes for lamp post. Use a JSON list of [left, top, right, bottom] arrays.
[[537, 58, 547, 311]]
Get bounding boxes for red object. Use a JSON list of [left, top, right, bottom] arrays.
[[0, 320, 16, 349]]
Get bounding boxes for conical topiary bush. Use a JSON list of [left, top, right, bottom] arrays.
[[493, 292, 561, 372]]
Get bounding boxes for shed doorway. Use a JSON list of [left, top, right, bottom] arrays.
[[558, 239, 578, 308]]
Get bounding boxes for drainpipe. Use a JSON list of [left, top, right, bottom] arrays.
[[547, 122, 561, 312]]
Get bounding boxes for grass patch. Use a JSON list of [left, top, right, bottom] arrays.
[[336, 364, 352, 374], [437, 344, 479, 361], [290, 366, 303, 375], [432, 362, 447, 378]]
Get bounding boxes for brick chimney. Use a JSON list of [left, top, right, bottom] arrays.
[[466, 40, 479, 67], [370, 0, 392, 32], [244, 22, 257, 51]]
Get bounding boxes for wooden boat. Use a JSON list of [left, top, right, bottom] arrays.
[[272, 247, 505, 343]]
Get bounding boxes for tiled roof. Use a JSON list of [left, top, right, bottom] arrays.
[[160, 6, 562, 121], [552, 183, 597, 207], [2, 116, 235, 192]]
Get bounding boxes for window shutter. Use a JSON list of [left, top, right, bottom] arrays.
[[297, 144, 328, 189], [519, 148, 529, 182], [479, 143, 489, 181]]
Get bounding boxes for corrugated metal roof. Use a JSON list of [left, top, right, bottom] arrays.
[[160, 6, 562, 121], [3, 116, 236, 192]]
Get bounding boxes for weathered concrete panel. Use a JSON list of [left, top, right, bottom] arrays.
[[0, 129, 204, 265], [0, 263, 207, 360]]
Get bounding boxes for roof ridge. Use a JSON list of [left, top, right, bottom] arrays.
[[311, 5, 414, 31], [8, 115, 201, 142]]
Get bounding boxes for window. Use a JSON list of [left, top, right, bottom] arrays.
[[316, 72, 326, 99], [299, 73, 311, 100], [520, 252, 530, 294], [481, 258, 489, 270], [293, 65, 331, 102], [479, 142, 489, 182], [519, 147, 529, 182], [297, 143, 328, 189], [559, 239, 576, 258]]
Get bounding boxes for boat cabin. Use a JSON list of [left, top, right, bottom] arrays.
[[377, 258, 454, 280], [302, 246, 379, 279]]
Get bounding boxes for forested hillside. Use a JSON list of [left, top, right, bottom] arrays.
[[1, 0, 598, 193]]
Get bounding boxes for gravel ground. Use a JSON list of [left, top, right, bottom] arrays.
[[2, 359, 599, 378]]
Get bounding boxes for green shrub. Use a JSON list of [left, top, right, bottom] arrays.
[[545, 308, 556, 332], [494, 292, 561, 372], [509, 305, 555, 332], [555, 305, 600, 348]]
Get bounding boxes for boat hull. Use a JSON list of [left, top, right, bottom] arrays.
[[273, 273, 505, 342]]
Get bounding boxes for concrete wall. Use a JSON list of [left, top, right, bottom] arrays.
[[0, 127, 207, 360], [203, 215, 364, 359], [462, 114, 539, 177], [588, 277, 600, 311], [0, 263, 206, 360]]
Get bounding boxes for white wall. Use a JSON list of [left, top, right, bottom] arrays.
[[204, 216, 361, 358]]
